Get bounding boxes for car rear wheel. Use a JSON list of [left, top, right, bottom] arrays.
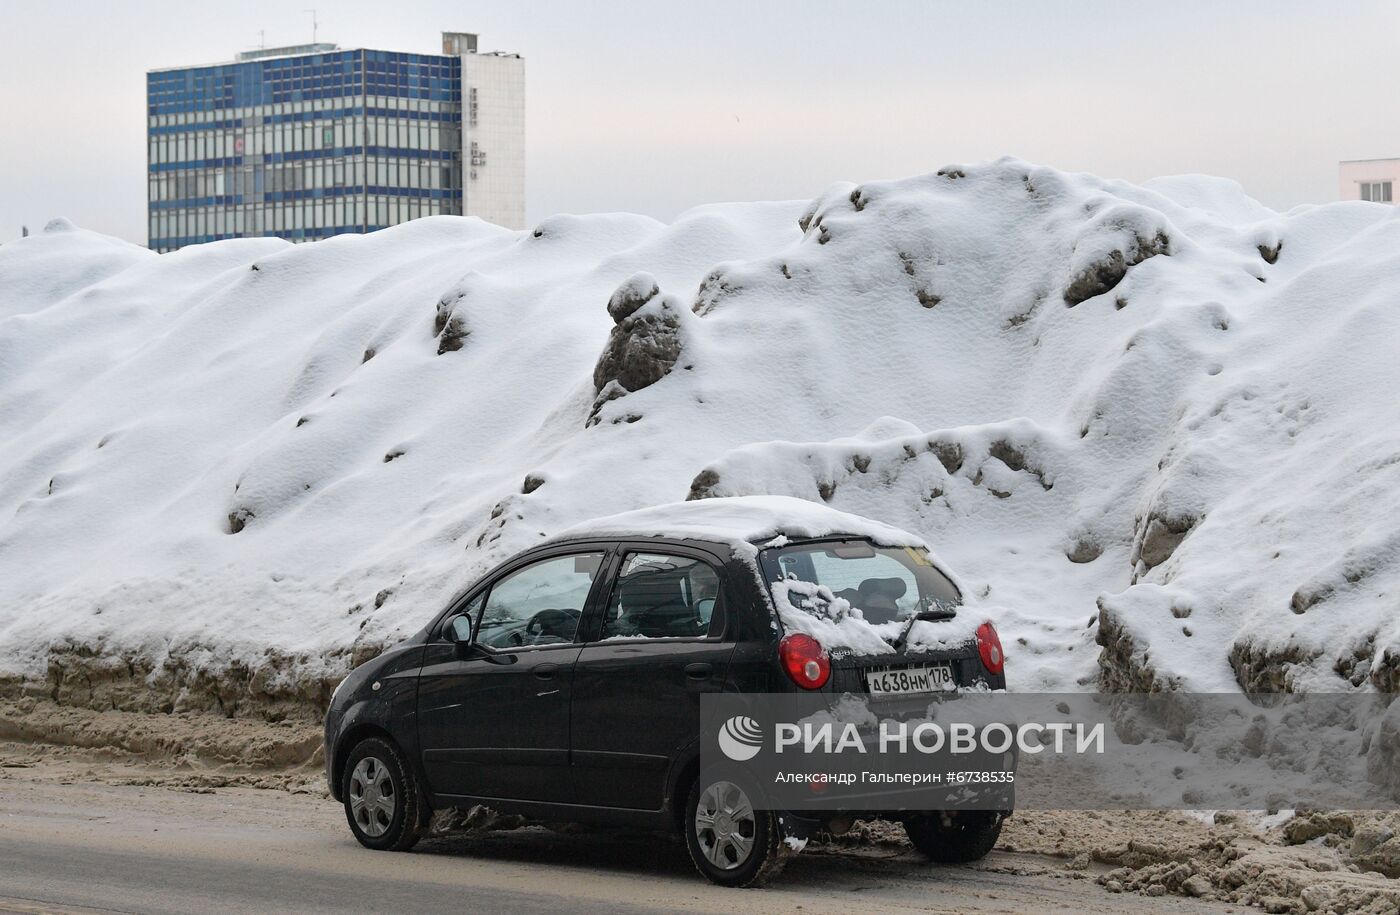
[[342, 736, 422, 852], [684, 778, 786, 887], [904, 810, 1006, 863]]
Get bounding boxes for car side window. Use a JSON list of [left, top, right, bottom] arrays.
[[600, 552, 722, 641], [477, 552, 604, 650]]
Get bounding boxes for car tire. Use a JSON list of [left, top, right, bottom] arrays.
[[904, 810, 1007, 863], [683, 777, 786, 887], [342, 736, 422, 852]]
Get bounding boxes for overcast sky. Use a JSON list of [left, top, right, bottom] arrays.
[[2, 0, 1398, 245]]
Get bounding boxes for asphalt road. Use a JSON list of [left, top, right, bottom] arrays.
[[0, 773, 1239, 915]]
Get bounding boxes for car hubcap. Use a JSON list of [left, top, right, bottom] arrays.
[[349, 756, 397, 838], [695, 781, 756, 870]]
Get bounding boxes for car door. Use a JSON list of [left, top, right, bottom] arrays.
[[570, 544, 737, 810], [416, 547, 611, 803]]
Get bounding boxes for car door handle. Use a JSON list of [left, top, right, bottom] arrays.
[[685, 662, 714, 679], [534, 663, 560, 680]]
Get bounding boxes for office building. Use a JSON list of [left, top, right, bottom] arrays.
[[146, 31, 524, 252]]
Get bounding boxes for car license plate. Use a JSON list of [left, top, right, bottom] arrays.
[[865, 663, 955, 695]]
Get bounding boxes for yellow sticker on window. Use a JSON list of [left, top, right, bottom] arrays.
[[904, 547, 932, 566]]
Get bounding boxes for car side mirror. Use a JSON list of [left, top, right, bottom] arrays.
[[446, 615, 475, 648]]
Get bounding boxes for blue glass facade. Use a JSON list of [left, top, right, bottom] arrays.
[[146, 48, 465, 252]]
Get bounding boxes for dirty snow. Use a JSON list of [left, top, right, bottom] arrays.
[[1, 158, 1398, 707]]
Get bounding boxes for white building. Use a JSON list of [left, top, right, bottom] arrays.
[[1339, 159, 1397, 204], [447, 33, 526, 231]]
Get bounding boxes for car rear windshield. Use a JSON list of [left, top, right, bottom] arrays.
[[758, 540, 960, 627]]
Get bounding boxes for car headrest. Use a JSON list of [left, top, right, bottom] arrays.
[[858, 577, 908, 601], [619, 569, 688, 615]]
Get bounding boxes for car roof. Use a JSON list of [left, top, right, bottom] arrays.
[[546, 495, 928, 555]]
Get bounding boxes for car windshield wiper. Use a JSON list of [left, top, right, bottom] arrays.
[[890, 606, 957, 652]]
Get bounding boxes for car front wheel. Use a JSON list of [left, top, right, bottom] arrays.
[[683, 777, 786, 887], [342, 736, 422, 852], [904, 810, 1006, 863]]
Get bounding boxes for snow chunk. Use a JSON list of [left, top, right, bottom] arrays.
[[771, 579, 894, 655], [770, 578, 984, 656]]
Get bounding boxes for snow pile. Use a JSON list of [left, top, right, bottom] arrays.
[[1, 159, 1397, 715]]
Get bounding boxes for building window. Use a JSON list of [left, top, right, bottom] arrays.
[[1361, 181, 1393, 203]]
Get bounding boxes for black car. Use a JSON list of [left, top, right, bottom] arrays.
[[324, 497, 1008, 887]]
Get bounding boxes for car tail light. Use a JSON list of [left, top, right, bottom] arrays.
[[779, 633, 830, 690], [976, 621, 1005, 674]]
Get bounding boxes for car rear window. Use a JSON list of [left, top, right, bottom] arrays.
[[758, 540, 960, 627]]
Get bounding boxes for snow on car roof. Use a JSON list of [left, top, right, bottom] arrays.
[[550, 495, 928, 553]]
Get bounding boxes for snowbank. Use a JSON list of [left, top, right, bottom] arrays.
[[1, 159, 1397, 715]]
